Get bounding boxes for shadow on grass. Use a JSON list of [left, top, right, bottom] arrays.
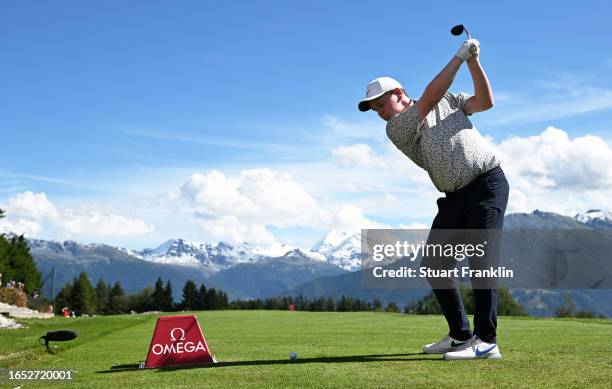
[[96, 353, 441, 374]]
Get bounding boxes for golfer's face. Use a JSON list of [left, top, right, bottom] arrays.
[[370, 91, 395, 122]]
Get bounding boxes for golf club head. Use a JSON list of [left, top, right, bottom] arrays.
[[450, 24, 472, 39], [450, 25, 465, 36]]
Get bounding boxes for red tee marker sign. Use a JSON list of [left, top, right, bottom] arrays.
[[144, 315, 216, 368]]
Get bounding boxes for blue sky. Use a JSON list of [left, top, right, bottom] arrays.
[[2, 1, 612, 249]]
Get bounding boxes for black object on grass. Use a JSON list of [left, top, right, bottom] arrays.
[[39, 329, 78, 354]]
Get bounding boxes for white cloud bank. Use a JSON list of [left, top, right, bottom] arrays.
[[330, 126, 612, 218], [171, 168, 386, 245], [0, 191, 154, 238], [494, 126, 612, 215]]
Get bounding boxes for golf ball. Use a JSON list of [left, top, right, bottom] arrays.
[[289, 351, 297, 360]]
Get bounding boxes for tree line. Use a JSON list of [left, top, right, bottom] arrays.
[[54, 272, 412, 315], [54, 274, 230, 315], [405, 287, 527, 316], [54, 270, 534, 317]]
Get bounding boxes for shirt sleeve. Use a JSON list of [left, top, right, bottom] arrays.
[[385, 103, 421, 148], [454, 92, 474, 115]]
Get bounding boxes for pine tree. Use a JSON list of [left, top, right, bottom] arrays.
[[54, 283, 72, 314], [338, 295, 352, 311], [3, 235, 42, 293], [385, 302, 400, 313], [196, 283, 207, 310], [0, 236, 8, 282], [152, 277, 166, 311], [497, 288, 527, 316], [109, 281, 127, 314], [70, 272, 96, 315], [181, 280, 198, 311], [164, 280, 174, 311], [95, 279, 110, 314], [206, 288, 217, 310], [128, 286, 154, 313]]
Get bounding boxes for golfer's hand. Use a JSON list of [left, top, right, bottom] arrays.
[[455, 39, 480, 62], [469, 39, 480, 58]]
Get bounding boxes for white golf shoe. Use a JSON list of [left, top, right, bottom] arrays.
[[423, 334, 470, 354], [443, 335, 502, 360]]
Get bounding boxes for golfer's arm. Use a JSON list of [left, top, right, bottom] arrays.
[[463, 56, 494, 114], [416, 57, 462, 122]]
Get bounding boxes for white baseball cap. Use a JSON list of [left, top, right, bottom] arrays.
[[358, 76, 404, 112]]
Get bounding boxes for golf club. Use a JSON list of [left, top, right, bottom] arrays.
[[451, 24, 477, 54]]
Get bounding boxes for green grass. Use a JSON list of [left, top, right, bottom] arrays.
[[1, 311, 611, 388]]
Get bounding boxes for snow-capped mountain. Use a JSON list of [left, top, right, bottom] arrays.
[[575, 209, 612, 230], [312, 231, 361, 271], [129, 239, 327, 273], [131, 239, 255, 271]]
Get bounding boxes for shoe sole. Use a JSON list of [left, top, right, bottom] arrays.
[[424, 345, 468, 354], [443, 352, 502, 361]]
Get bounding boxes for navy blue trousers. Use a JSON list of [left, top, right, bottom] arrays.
[[423, 166, 509, 343]]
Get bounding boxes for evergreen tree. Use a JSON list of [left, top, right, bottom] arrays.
[[181, 280, 198, 311], [54, 283, 72, 314], [338, 295, 351, 311], [70, 272, 96, 315], [0, 236, 8, 282], [219, 290, 229, 309], [196, 283, 207, 310], [326, 297, 335, 311], [206, 288, 217, 310], [128, 286, 154, 313], [385, 302, 400, 313], [108, 281, 127, 314], [152, 277, 166, 311], [95, 279, 110, 314], [2, 235, 42, 293], [497, 288, 527, 316], [164, 280, 174, 311]]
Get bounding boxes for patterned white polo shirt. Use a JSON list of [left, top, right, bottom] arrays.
[[386, 92, 500, 193]]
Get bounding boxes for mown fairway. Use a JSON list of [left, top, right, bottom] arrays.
[[1, 311, 611, 388]]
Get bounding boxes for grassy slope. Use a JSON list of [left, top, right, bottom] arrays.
[[1, 311, 611, 388]]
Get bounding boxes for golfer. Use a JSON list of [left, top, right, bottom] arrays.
[[358, 38, 509, 360]]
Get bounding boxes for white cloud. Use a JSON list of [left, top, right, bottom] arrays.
[[197, 216, 277, 246], [7, 191, 59, 220], [332, 144, 387, 168], [0, 192, 58, 236], [493, 127, 612, 214], [172, 168, 389, 242], [0, 217, 43, 236], [175, 168, 325, 228], [328, 204, 388, 233], [0, 192, 153, 238], [61, 205, 154, 237]]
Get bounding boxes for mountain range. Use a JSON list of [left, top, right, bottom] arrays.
[[14, 209, 612, 317]]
